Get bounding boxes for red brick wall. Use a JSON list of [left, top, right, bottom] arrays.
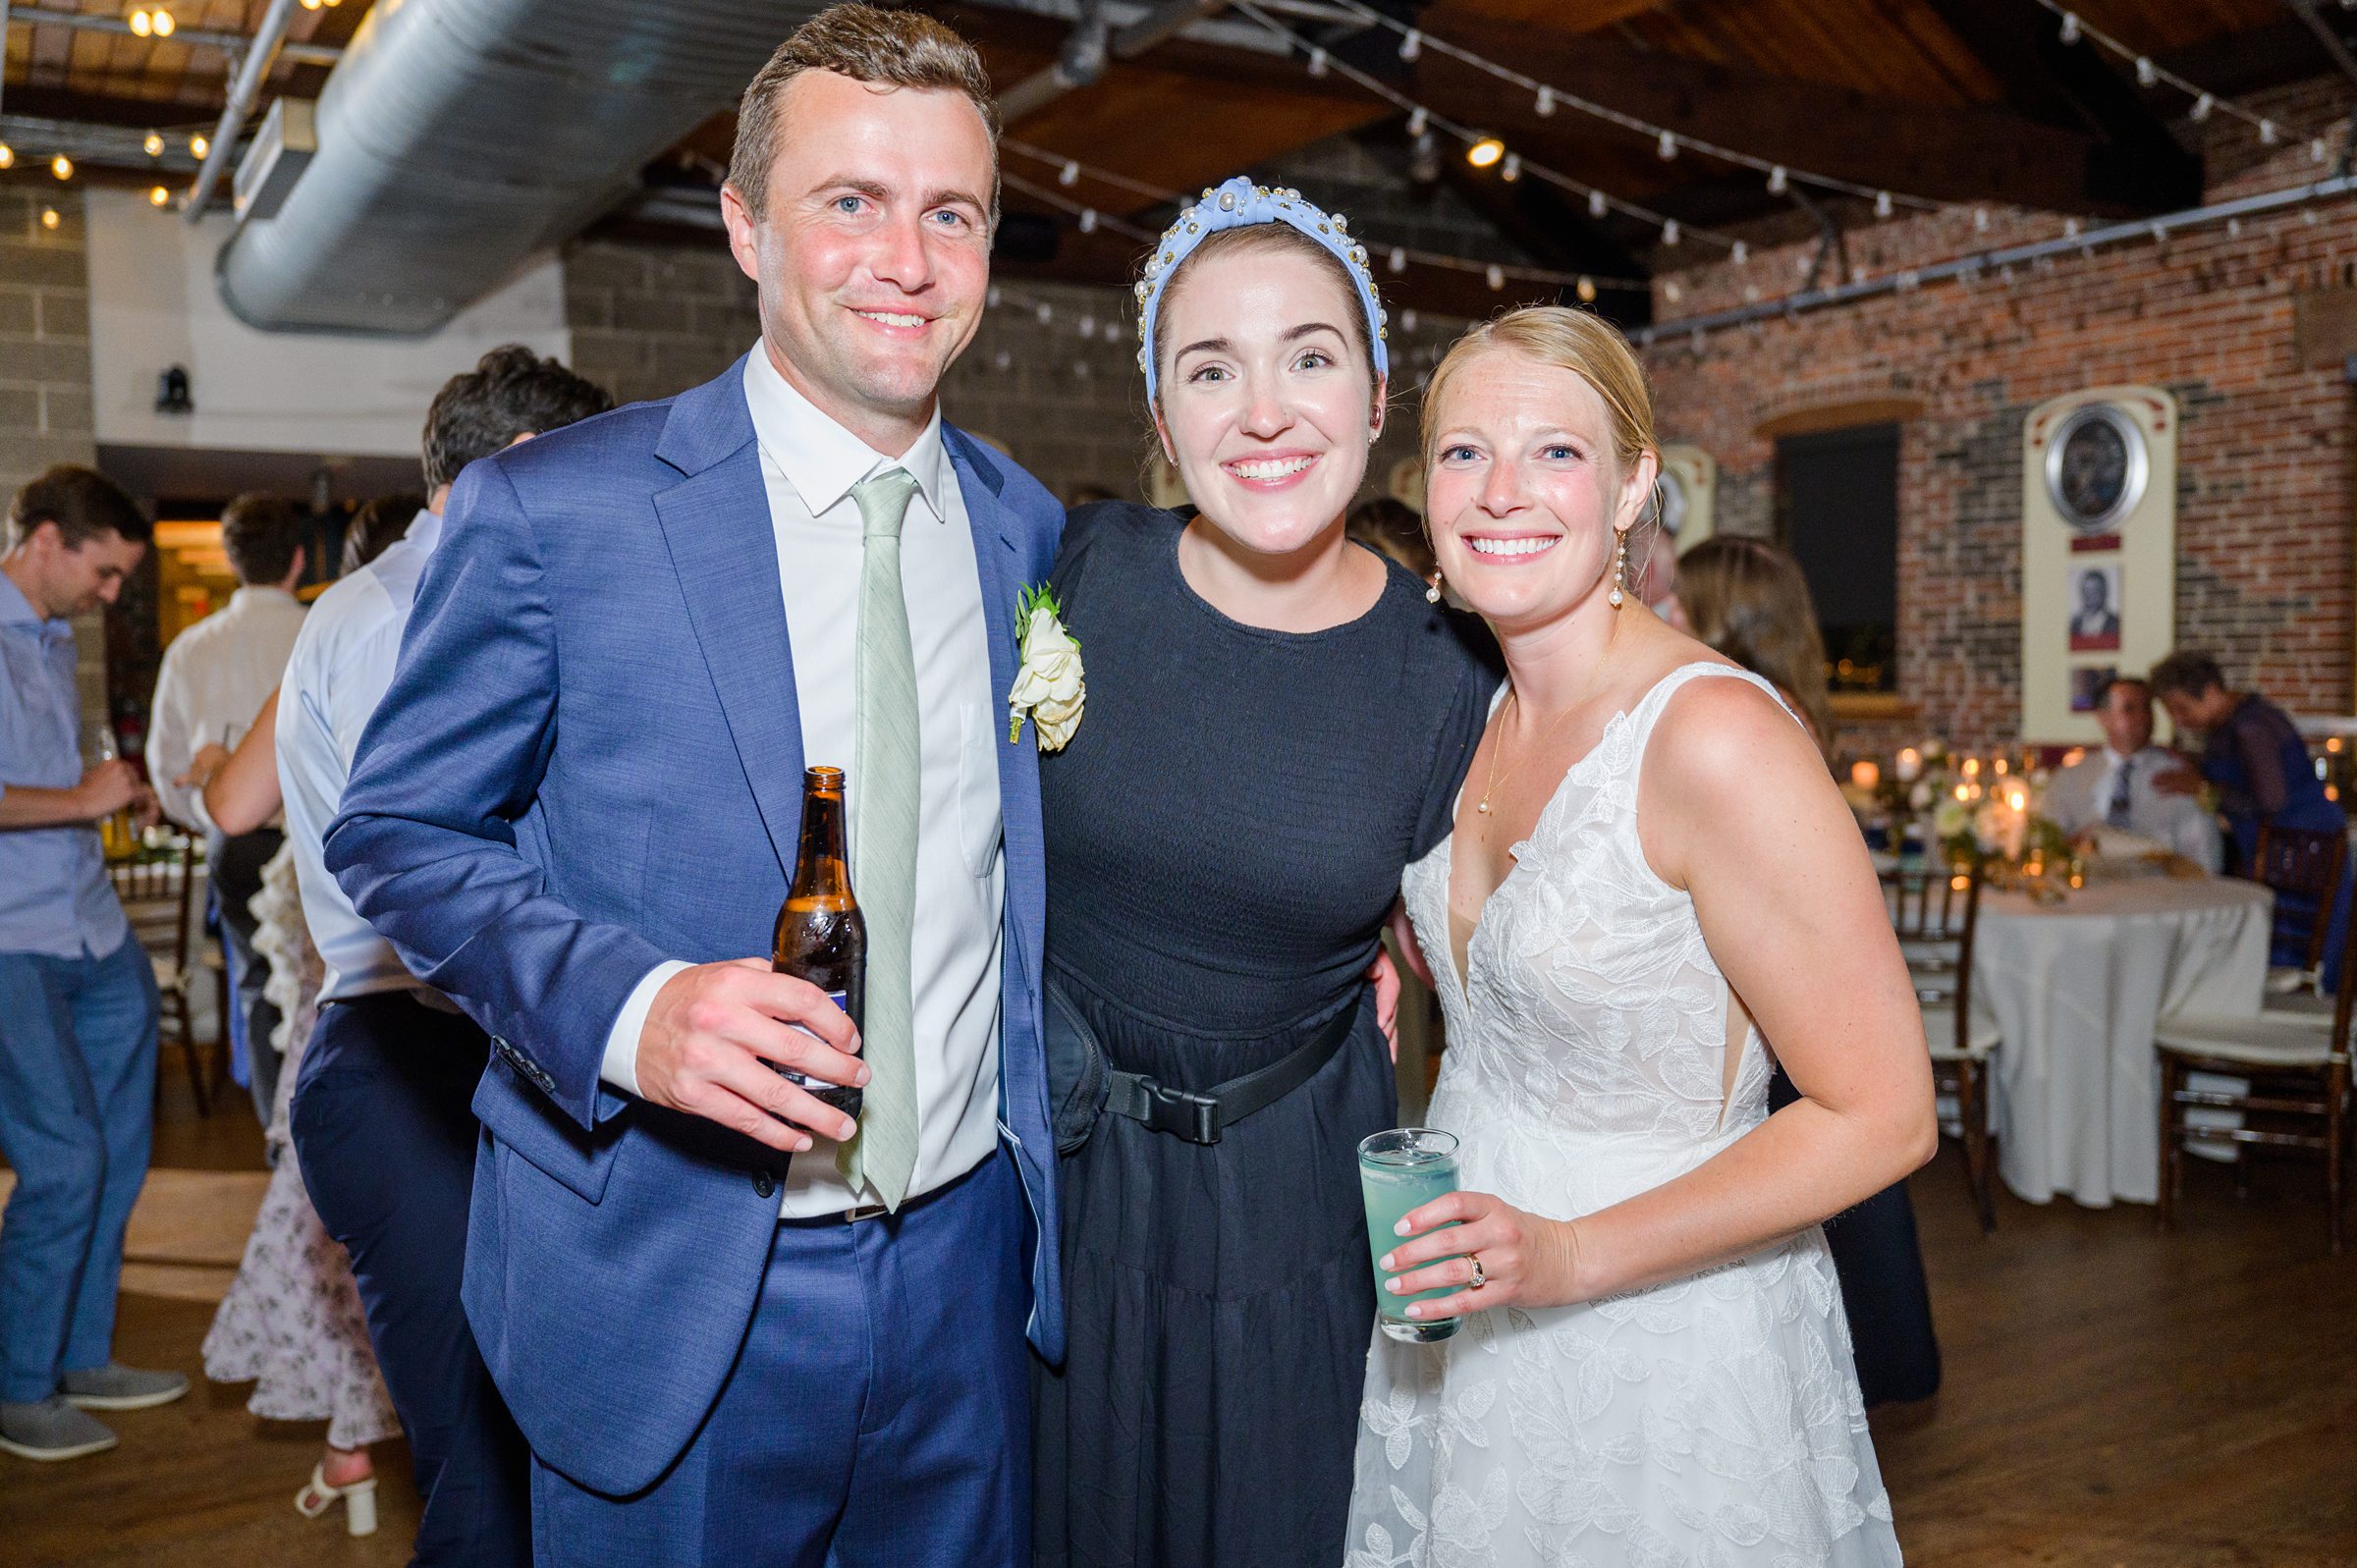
[[1643, 81, 2356, 753]]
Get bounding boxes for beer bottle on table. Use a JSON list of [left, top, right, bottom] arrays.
[[771, 765, 865, 1122]]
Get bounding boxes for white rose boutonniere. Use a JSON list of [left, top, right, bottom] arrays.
[[1008, 584, 1085, 751]]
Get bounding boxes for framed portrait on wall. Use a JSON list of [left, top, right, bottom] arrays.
[[2045, 402, 2149, 536], [2067, 561, 2123, 651], [2070, 666, 2117, 713]]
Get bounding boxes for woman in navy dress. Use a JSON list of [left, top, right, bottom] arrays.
[[1029, 180, 1491, 1568], [2152, 649, 2349, 988]]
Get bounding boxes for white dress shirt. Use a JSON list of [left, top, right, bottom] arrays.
[[146, 585, 307, 836], [601, 350, 1006, 1217], [2047, 743, 2221, 870], [276, 508, 458, 1005]]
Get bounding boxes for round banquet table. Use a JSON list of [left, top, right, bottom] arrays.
[[1969, 874, 2272, 1207]]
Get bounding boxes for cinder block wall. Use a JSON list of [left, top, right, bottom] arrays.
[[0, 187, 107, 731]]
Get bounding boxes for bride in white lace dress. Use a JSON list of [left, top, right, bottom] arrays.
[[1345, 309, 1934, 1568]]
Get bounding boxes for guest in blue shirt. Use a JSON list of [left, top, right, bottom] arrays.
[[0, 465, 186, 1463], [2152, 649, 2350, 990]]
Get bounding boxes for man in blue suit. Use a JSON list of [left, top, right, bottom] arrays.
[[325, 7, 1064, 1562]]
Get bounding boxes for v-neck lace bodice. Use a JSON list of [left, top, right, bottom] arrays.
[[1347, 661, 1903, 1568]]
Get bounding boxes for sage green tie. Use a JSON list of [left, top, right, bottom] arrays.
[[840, 467, 923, 1210]]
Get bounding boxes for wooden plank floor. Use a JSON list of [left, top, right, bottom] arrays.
[[3, 1133, 2351, 1563]]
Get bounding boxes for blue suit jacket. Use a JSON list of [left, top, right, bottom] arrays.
[[325, 358, 1066, 1495]]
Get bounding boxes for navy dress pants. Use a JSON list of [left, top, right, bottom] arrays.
[[292, 992, 529, 1565], [527, 1149, 1032, 1568]]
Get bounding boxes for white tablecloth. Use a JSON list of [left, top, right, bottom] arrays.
[[1971, 875, 2272, 1206]]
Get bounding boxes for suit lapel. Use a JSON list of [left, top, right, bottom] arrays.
[[652, 367, 806, 874], [946, 428, 1046, 1004]]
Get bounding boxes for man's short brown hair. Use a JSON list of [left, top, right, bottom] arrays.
[[8, 464, 148, 551], [220, 492, 305, 586], [727, 4, 1001, 225]]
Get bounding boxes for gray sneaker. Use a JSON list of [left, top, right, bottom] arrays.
[[59, 1363, 190, 1412], [0, 1397, 119, 1461]]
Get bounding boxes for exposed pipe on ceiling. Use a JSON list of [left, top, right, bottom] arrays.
[[182, 0, 301, 222], [215, 0, 821, 334]]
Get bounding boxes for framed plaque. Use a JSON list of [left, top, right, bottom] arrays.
[[2043, 402, 2149, 536]]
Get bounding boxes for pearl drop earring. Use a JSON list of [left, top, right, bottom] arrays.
[[1608, 531, 1628, 608], [1426, 571, 1445, 605]]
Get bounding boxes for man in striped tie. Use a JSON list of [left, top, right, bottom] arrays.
[[323, 8, 1067, 1562]]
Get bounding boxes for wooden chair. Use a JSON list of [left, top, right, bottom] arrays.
[[2156, 902, 2356, 1254], [108, 837, 214, 1114], [1887, 860, 2001, 1230], [2250, 824, 2346, 1003]]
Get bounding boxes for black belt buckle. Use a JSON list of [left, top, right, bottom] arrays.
[[1131, 1075, 1222, 1145]]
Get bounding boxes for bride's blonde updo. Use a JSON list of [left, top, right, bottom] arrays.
[[1419, 306, 1657, 480]]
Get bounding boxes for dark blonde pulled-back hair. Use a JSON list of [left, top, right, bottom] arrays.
[[1675, 536, 1836, 754], [1419, 305, 1657, 479], [727, 4, 1001, 225]]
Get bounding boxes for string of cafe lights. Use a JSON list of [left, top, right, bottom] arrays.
[[1228, 0, 1749, 260], [2030, 0, 2347, 160], [1000, 136, 1644, 301]]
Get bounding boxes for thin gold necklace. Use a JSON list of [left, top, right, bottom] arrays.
[[1474, 689, 1588, 816]]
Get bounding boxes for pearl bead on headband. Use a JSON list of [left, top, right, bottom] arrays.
[[1134, 175, 1391, 405]]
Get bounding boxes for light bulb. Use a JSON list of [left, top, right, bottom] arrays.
[[302, 0, 323, 8], [1874, 189, 1893, 218], [1657, 129, 1677, 160], [1307, 48, 1328, 78], [2314, 138, 2330, 164], [1388, 246, 1406, 273], [0, 144, 14, 171], [1661, 219, 1680, 245], [2191, 92, 2214, 123], [1731, 241, 1748, 265], [1974, 206, 1990, 232], [152, 9, 174, 36], [51, 153, 73, 180], [1465, 136, 1505, 170], [144, 131, 164, 157], [1664, 279, 1682, 303], [2260, 119, 2278, 146], [149, 185, 171, 207], [1768, 165, 1787, 194], [1398, 28, 1421, 61], [191, 134, 209, 159], [1575, 276, 1596, 303], [1399, 308, 1417, 333], [2135, 56, 2155, 86], [1407, 106, 1428, 137], [1059, 160, 1078, 188], [1534, 86, 1555, 117], [1486, 264, 1505, 291], [1077, 208, 1097, 234], [41, 206, 60, 231], [2058, 11, 2081, 44], [1587, 188, 1607, 218], [130, 10, 152, 37], [1501, 153, 1521, 183]]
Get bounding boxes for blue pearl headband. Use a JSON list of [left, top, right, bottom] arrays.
[[1133, 175, 1390, 405]]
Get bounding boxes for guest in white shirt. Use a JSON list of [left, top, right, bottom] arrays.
[[2045, 674, 2220, 869], [279, 347, 611, 1563], [145, 494, 307, 1125]]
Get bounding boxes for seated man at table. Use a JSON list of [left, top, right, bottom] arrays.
[[2045, 674, 2220, 870]]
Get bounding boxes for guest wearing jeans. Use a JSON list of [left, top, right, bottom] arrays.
[[145, 492, 309, 1129], [2151, 650, 2350, 991], [0, 466, 185, 1463], [281, 348, 610, 1561]]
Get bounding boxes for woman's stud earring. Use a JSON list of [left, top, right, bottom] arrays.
[[1608, 531, 1628, 608], [1426, 572, 1445, 605]]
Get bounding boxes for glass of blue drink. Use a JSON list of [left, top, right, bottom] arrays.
[[1358, 1128, 1464, 1344]]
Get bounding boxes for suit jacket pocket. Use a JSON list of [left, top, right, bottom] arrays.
[[474, 1054, 626, 1205]]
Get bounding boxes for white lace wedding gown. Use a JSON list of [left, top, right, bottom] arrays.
[[1345, 663, 1902, 1568]]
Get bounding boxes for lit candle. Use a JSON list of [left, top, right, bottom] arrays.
[[1953, 784, 1970, 802], [1895, 747, 1922, 783], [1962, 757, 1981, 778], [1994, 757, 2009, 777], [1850, 760, 1881, 790]]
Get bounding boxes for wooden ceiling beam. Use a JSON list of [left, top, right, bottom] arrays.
[[1394, 17, 2121, 214], [1918, 0, 2204, 212]]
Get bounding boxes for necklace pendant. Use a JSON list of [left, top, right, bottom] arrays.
[[1475, 799, 1492, 815]]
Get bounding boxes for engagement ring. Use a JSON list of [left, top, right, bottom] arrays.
[[1467, 1255, 1487, 1290]]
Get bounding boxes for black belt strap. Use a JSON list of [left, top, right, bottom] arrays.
[[1104, 993, 1363, 1146]]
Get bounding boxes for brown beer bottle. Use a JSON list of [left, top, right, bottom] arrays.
[[770, 766, 865, 1121]]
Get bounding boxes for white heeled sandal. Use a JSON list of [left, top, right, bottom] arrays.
[[296, 1461, 379, 1537]]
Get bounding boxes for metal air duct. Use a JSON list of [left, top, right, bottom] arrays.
[[217, 0, 821, 335]]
